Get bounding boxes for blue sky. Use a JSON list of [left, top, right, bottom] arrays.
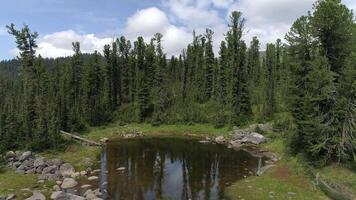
[[1, 0, 355, 59]]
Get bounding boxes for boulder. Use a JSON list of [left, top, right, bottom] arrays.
[[241, 132, 267, 145], [80, 171, 87, 176], [51, 191, 66, 200], [100, 138, 109, 143], [25, 168, 36, 174], [5, 151, 15, 159], [60, 163, 75, 177], [42, 165, 58, 175], [53, 185, 61, 192], [66, 194, 85, 200], [84, 190, 97, 200], [34, 158, 46, 168], [61, 178, 78, 189], [116, 167, 125, 171], [6, 194, 16, 200], [88, 176, 98, 181], [25, 191, 46, 200], [12, 161, 22, 168], [0, 196, 5, 200], [230, 140, 242, 149], [214, 136, 225, 144], [49, 159, 63, 167], [19, 151, 32, 161], [47, 173, 62, 181]]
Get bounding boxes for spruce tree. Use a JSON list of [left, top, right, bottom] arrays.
[[204, 28, 215, 101]]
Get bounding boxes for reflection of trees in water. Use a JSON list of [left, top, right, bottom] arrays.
[[105, 138, 262, 200]]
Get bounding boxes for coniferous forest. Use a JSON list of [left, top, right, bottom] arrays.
[[0, 0, 355, 166]]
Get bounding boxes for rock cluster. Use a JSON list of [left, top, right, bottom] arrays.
[[200, 124, 269, 148], [5, 151, 73, 181], [4, 151, 104, 200]]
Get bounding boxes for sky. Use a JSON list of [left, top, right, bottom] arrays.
[[0, 0, 355, 60]]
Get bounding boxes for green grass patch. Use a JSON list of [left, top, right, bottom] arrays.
[[317, 165, 356, 199], [41, 144, 101, 171], [0, 169, 54, 198], [226, 162, 327, 200], [81, 122, 232, 141]]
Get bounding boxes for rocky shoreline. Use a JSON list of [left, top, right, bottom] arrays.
[[1, 123, 279, 200], [2, 151, 104, 200], [199, 123, 281, 163]]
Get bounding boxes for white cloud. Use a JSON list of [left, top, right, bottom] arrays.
[[123, 7, 191, 56], [163, 0, 224, 28], [10, 30, 112, 58], [124, 7, 170, 37], [8, 0, 356, 58]]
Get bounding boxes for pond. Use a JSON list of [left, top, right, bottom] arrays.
[[98, 137, 266, 200]]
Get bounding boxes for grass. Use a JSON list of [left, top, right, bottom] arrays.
[[226, 163, 327, 200], [0, 169, 55, 198], [226, 138, 328, 200], [40, 144, 101, 171], [318, 165, 356, 199], [81, 122, 232, 141]]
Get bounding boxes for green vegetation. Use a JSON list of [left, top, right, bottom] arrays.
[[0, 169, 54, 198], [0, 0, 355, 199], [81, 122, 231, 141], [0, 0, 354, 166], [40, 144, 101, 171], [226, 162, 327, 200]]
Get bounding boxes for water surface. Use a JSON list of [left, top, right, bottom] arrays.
[[99, 137, 265, 200]]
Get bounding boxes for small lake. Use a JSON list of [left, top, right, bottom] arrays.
[[98, 137, 266, 200]]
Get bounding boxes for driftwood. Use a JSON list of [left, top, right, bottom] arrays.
[[60, 130, 102, 146]]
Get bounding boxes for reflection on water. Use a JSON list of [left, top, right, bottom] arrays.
[[100, 137, 265, 200]]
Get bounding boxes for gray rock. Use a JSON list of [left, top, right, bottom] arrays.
[[34, 158, 46, 168], [15, 168, 25, 174], [18, 160, 31, 171], [6, 194, 16, 200], [66, 194, 85, 200], [230, 140, 242, 149], [5, 151, 15, 159], [88, 176, 98, 181], [99, 138, 109, 143], [25, 168, 36, 174], [13, 161, 22, 168], [232, 133, 246, 140], [53, 185, 61, 192], [60, 163, 75, 177], [47, 173, 62, 181], [51, 191, 66, 200], [36, 166, 45, 174], [288, 192, 296, 196], [0, 196, 5, 200], [214, 136, 225, 144], [257, 164, 275, 176], [49, 159, 63, 167], [61, 178, 78, 189], [25, 191, 46, 200], [42, 165, 58, 174], [116, 167, 125, 171], [241, 132, 267, 144], [19, 151, 32, 161]]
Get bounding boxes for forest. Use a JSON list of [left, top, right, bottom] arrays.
[[0, 0, 355, 166]]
